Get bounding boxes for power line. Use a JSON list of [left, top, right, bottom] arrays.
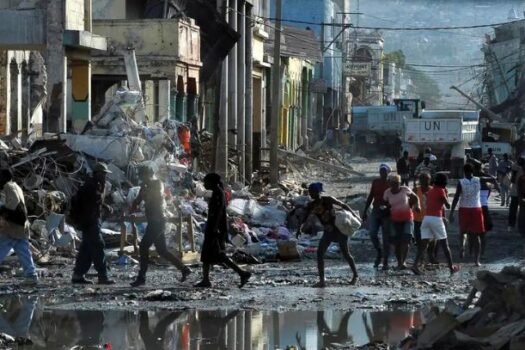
[[264, 17, 525, 31]]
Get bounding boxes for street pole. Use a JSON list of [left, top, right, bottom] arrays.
[[270, 0, 282, 185], [450, 85, 501, 121]]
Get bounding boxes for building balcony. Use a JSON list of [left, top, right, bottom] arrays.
[[93, 18, 201, 67], [0, 9, 106, 51]]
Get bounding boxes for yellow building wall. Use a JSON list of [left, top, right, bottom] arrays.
[[280, 57, 313, 149]]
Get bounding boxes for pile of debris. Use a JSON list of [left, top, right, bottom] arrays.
[[0, 86, 367, 272], [0, 88, 206, 266], [404, 266, 525, 349]]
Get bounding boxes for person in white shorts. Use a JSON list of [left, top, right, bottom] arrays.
[[412, 173, 459, 275]]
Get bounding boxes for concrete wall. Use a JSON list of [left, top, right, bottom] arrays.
[[65, 0, 85, 30], [92, 0, 126, 20], [93, 19, 200, 65], [0, 10, 46, 50]]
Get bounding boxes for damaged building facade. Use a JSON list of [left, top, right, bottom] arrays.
[[91, 1, 202, 128], [482, 17, 525, 123], [346, 30, 385, 106], [0, 0, 106, 136], [274, 0, 351, 138], [265, 26, 321, 151]]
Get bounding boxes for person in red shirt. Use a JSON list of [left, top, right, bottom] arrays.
[[362, 164, 392, 270], [412, 173, 459, 275]]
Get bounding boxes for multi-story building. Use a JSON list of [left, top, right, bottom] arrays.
[[272, 0, 350, 138], [346, 30, 384, 106], [251, 0, 271, 171], [0, 0, 106, 136], [265, 26, 321, 150], [482, 19, 525, 109], [384, 63, 415, 102], [91, 1, 202, 130]]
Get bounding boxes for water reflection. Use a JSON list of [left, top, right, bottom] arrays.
[[0, 297, 421, 349]]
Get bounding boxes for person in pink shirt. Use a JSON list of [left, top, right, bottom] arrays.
[[383, 175, 421, 270], [412, 173, 459, 275]]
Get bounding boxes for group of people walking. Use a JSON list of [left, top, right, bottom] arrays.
[[0, 164, 251, 288], [1, 147, 523, 289], [363, 162, 459, 275]]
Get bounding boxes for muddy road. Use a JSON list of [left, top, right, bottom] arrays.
[[0, 158, 523, 349]]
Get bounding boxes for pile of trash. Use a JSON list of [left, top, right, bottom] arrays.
[[0, 88, 204, 265], [403, 266, 525, 349], [0, 87, 367, 270]]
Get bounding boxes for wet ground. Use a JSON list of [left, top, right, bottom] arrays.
[[0, 295, 423, 349], [0, 158, 523, 349]]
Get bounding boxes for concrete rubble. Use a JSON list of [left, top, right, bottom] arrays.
[[401, 266, 525, 350], [0, 88, 371, 276]]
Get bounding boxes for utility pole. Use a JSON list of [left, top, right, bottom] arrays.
[[270, 0, 282, 184], [450, 85, 501, 121]]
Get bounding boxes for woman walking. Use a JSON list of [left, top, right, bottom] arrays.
[[412, 173, 458, 275], [303, 182, 358, 287], [195, 173, 251, 288], [449, 164, 485, 266], [383, 175, 420, 270]]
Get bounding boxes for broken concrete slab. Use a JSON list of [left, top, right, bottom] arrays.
[[417, 313, 460, 348], [456, 307, 482, 324]]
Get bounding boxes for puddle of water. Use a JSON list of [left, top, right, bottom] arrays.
[[0, 296, 422, 349]]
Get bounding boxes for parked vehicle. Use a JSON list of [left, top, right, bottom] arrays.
[[478, 121, 517, 158], [350, 99, 423, 156], [402, 110, 480, 177]]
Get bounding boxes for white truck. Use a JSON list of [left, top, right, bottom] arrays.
[[478, 121, 517, 157], [351, 99, 423, 156], [402, 110, 480, 177]]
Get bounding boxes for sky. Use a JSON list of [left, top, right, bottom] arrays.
[[350, 0, 525, 107]]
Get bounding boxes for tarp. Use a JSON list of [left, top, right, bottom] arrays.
[[61, 134, 145, 168]]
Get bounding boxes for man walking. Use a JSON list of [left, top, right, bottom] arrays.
[[71, 163, 114, 285], [487, 148, 498, 178], [496, 153, 513, 207], [130, 166, 191, 287], [362, 164, 392, 270], [508, 157, 524, 232], [0, 169, 38, 285], [414, 157, 436, 186], [396, 151, 411, 186]]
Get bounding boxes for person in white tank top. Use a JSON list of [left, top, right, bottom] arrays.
[[458, 177, 481, 209], [449, 163, 485, 267]]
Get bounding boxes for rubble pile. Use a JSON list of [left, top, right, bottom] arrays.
[[404, 266, 525, 350], [0, 87, 367, 272]]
